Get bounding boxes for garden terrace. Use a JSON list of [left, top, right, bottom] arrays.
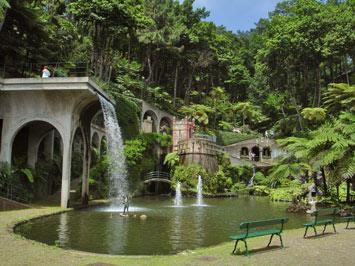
[[0, 77, 112, 208]]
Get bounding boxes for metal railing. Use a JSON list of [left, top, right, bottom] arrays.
[[0, 180, 31, 203], [194, 133, 217, 143], [0, 62, 90, 79], [144, 171, 170, 180]]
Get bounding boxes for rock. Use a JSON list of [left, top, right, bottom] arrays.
[[287, 202, 308, 213]]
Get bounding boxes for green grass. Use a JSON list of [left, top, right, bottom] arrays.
[[216, 131, 259, 146], [0, 204, 354, 266]]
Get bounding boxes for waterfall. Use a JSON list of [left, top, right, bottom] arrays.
[[99, 95, 128, 206], [248, 167, 256, 187], [174, 182, 182, 207], [196, 175, 203, 206]]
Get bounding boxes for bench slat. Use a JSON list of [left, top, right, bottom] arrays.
[[240, 218, 288, 229], [312, 208, 338, 217], [230, 229, 280, 240]]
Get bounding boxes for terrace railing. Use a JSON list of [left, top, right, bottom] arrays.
[[0, 62, 90, 79]]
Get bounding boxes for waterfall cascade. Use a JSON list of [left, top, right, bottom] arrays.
[[248, 167, 256, 187], [99, 95, 128, 206], [174, 182, 182, 207], [196, 175, 203, 206]]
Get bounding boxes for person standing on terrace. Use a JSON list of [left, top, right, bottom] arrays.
[[41, 66, 51, 78]]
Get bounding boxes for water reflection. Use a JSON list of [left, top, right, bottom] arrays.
[[193, 206, 205, 248], [58, 212, 68, 247], [107, 213, 128, 254], [170, 207, 182, 252], [17, 197, 308, 255]]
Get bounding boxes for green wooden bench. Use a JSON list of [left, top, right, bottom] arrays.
[[229, 218, 288, 256], [303, 208, 337, 238], [343, 206, 355, 229]]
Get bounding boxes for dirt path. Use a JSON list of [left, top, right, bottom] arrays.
[[1, 207, 354, 266]]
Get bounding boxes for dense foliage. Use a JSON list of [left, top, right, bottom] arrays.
[[1, 0, 353, 134], [0, 0, 354, 201]]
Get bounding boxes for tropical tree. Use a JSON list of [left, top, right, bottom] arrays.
[[233, 102, 265, 127], [301, 108, 326, 122], [323, 83, 355, 114], [164, 152, 180, 172], [179, 104, 213, 126]]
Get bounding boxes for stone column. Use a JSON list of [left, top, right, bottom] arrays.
[[0, 120, 12, 164], [61, 136, 72, 208], [259, 149, 263, 162], [81, 133, 90, 205]]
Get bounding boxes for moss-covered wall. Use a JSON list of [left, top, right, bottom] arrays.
[[113, 95, 141, 140]]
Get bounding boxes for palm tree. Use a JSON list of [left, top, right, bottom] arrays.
[[233, 102, 265, 127], [323, 83, 355, 114]]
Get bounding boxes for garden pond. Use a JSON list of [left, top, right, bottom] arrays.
[[16, 196, 311, 255]]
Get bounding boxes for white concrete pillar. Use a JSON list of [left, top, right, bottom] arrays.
[[259, 149, 263, 162], [81, 137, 90, 201], [0, 120, 12, 164], [61, 137, 72, 208]]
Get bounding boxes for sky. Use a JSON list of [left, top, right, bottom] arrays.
[[190, 0, 280, 32]]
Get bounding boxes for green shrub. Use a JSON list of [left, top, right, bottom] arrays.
[[113, 94, 140, 140], [231, 182, 247, 192], [216, 130, 259, 146], [254, 171, 268, 186], [173, 164, 209, 191], [269, 180, 308, 202], [89, 155, 110, 199], [254, 185, 271, 196], [211, 168, 233, 193]]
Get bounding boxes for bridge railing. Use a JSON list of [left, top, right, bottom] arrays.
[[144, 171, 170, 180]]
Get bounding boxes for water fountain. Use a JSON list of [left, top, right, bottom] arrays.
[[174, 182, 182, 207], [99, 95, 128, 207], [196, 175, 204, 206]]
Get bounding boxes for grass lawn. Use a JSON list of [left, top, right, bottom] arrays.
[[1, 205, 354, 266]]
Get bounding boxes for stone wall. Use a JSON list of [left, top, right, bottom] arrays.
[[174, 137, 220, 173], [0, 197, 31, 211]]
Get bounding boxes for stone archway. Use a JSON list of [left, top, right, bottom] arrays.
[[143, 110, 159, 133], [251, 146, 260, 162], [0, 77, 114, 208], [160, 117, 172, 134], [240, 147, 249, 158], [262, 147, 271, 159], [100, 136, 107, 157], [11, 120, 64, 200]]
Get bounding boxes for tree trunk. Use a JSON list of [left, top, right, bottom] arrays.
[[291, 97, 304, 131], [184, 69, 194, 104], [173, 62, 179, 108], [346, 179, 350, 204], [313, 172, 318, 194], [146, 49, 153, 86], [321, 167, 328, 196], [302, 67, 308, 106]]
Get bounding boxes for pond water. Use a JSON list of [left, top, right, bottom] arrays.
[[16, 196, 310, 255]]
